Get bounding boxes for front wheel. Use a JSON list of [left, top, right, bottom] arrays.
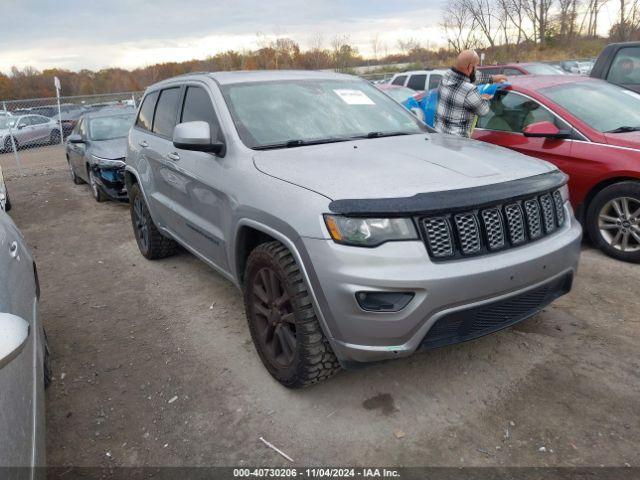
[[129, 182, 178, 260], [244, 241, 340, 388], [586, 181, 640, 263], [89, 169, 107, 202]]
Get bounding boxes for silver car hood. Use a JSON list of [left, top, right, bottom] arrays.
[[253, 134, 556, 200], [88, 138, 127, 160]]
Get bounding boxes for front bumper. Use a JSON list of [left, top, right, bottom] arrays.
[[92, 165, 128, 201], [301, 213, 582, 366]]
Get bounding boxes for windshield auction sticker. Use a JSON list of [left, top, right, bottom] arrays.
[[333, 89, 375, 105]]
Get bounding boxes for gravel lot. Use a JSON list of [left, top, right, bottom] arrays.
[[2, 146, 639, 468]]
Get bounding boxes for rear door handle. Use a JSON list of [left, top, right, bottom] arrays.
[[167, 152, 180, 161], [139, 140, 148, 148]]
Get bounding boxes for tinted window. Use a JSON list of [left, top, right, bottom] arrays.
[[480, 67, 501, 76], [152, 88, 180, 137], [504, 68, 524, 76], [391, 75, 407, 86], [607, 47, 640, 85], [407, 74, 426, 90], [477, 91, 569, 133], [428, 74, 442, 90], [136, 91, 159, 131], [181, 86, 220, 136], [541, 80, 640, 132], [31, 115, 49, 125]]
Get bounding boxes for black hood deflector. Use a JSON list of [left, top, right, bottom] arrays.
[[328, 171, 568, 216]]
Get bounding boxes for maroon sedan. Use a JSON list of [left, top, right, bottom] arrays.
[[472, 75, 640, 262]]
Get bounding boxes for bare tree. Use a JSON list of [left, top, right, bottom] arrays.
[[370, 34, 381, 61], [442, 0, 479, 52], [497, 0, 532, 44], [462, 0, 500, 47], [522, 0, 554, 44]]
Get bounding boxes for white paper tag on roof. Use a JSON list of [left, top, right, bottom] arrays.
[[333, 89, 375, 105]]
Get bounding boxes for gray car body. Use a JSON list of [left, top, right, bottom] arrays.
[[126, 70, 582, 366], [0, 209, 45, 467], [1, 114, 58, 150]]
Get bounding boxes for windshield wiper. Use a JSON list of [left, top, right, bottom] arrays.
[[605, 126, 640, 133], [253, 137, 351, 150], [352, 131, 415, 139]]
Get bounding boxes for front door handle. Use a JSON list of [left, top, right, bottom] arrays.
[[9, 241, 18, 259], [139, 140, 148, 148], [167, 152, 180, 161]]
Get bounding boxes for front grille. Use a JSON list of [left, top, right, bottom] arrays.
[[420, 188, 567, 260], [420, 273, 573, 350]]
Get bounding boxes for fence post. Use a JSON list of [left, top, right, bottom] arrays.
[[131, 93, 137, 109], [3, 101, 22, 174], [54, 77, 64, 145]]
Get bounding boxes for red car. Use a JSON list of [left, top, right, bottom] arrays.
[[473, 75, 640, 262], [478, 62, 566, 76]]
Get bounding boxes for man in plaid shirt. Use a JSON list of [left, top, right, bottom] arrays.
[[435, 50, 506, 137]]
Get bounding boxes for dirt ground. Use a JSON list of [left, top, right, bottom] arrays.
[[2, 146, 639, 468]]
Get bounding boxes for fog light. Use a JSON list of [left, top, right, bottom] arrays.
[[356, 291, 414, 312]]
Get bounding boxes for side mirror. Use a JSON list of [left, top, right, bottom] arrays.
[[67, 134, 84, 144], [0, 313, 29, 370], [172, 121, 225, 155], [523, 121, 570, 139], [17, 123, 26, 130]]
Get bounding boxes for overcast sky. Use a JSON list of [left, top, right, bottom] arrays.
[[0, 0, 449, 73]]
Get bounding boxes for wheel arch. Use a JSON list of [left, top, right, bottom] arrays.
[[578, 176, 640, 222]]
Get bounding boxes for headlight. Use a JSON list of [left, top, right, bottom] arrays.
[[323, 214, 418, 247], [91, 155, 125, 168]]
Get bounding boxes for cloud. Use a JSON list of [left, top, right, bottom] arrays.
[[0, 0, 446, 72]]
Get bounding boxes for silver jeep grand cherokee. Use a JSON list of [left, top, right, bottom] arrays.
[[126, 71, 582, 388]]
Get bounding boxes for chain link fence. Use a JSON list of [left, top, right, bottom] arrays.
[[0, 91, 143, 176]]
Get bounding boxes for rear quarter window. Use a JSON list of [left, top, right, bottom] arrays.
[[136, 91, 159, 131]]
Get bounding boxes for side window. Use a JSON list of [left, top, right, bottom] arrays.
[[152, 87, 181, 137], [428, 74, 442, 90], [181, 86, 221, 138], [135, 91, 159, 131], [32, 115, 48, 125], [504, 68, 524, 76], [407, 74, 427, 90], [480, 68, 500, 76], [477, 91, 569, 133], [18, 116, 31, 127], [391, 75, 407, 86], [607, 47, 640, 85], [79, 118, 87, 137]]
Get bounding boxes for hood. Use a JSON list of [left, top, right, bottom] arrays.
[[88, 138, 127, 160], [604, 132, 640, 150], [253, 134, 556, 201]]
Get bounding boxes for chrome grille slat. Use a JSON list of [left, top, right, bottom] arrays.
[[540, 193, 556, 233], [552, 190, 565, 226], [504, 203, 526, 245], [481, 208, 505, 250], [523, 198, 543, 240], [454, 213, 482, 254], [423, 217, 454, 258], [421, 188, 567, 261]]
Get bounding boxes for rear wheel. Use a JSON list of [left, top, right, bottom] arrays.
[[4, 136, 17, 152], [129, 182, 178, 260], [49, 129, 61, 145], [586, 181, 640, 263], [68, 159, 83, 185], [244, 241, 340, 388]]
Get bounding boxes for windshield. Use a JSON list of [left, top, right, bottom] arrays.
[[384, 87, 416, 103], [526, 63, 565, 75], [541, 81, 640, 132], [221, 79, 426, 149], [89, 114, 135, 141]]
